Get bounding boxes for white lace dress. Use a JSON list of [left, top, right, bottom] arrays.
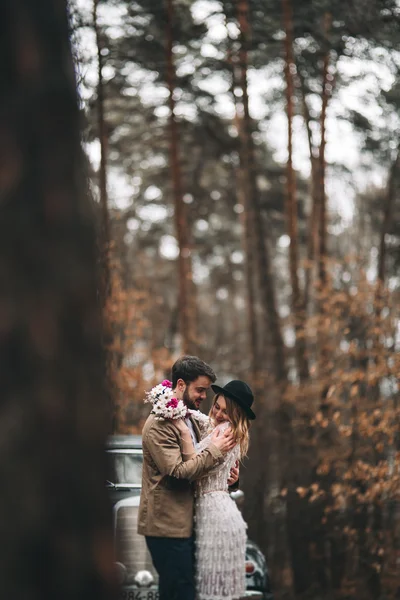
[[194, 420, 247, 600]]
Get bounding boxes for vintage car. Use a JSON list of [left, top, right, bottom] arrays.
[[106, 435, 273, 600]]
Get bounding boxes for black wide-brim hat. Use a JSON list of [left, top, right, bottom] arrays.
[[211, 380, 256, 420]]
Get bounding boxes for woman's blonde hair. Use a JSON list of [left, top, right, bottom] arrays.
[[209, 394, 251, 458]]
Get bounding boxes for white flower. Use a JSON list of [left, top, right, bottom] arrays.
[[144, 382, 188, 420]]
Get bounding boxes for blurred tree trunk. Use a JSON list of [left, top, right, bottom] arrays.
[[236, 0, 287, 384], [0, 1, 115, 598], [282, 0, 309, 382], [280, 3, 314, 595], [93, 0, 117, 432], [370, 143, 399, 402], [225, 10, 260, 379], [299, 71, 320, 313], [235, 125, 259, 378], [165, 0, 196, 355], [314, 14, 334, 390], [318, 13, 332, 285], [377, 143, 400, 289], [228, 47, 259, 378], [93, 0, 111, 300], [374, 143, 399, 324]]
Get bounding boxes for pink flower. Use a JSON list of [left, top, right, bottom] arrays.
[[162, 379, 172, 388], [166, 398, 179, 408]]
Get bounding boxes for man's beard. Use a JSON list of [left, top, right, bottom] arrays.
[[182, 387, 197, 410]]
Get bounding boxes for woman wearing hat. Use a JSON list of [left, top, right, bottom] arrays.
[[177, 379, 256, 600]]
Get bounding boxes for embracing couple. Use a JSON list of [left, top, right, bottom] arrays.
[[138, 355, 256, 600]]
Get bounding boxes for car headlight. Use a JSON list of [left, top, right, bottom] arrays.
[[134, 570, 154, 587], [245, 560, 256, 574], [115, 562, 127, 585], [230, 490, 244, 502]]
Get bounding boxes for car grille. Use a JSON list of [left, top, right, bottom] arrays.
[[115, 504, 159, 582]]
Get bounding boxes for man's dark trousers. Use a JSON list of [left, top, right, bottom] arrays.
[[146, 535, 195, 600]]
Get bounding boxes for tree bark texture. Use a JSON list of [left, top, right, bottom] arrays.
[[282, 0, 309, 381], [236, 0, 287, 384], [318, 13, 332, 285], [377, 143, 400, 287], [298, 70, 320, 313], [371, 143, 399, 399], [93, 0, 111, 300], [165, 0, 196, 355], [224, 9, 259, 377], [0, 1, 115, 598], [235, 120, 260, 378], [227, 28, 260, 381]]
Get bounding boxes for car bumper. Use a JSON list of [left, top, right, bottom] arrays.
[[243, 592, 273, 600], [119, 585, 159, 599], [119, 585, 270, 600]]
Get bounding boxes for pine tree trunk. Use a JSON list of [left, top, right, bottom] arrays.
[[235, 118, 260, 377], [93, 0, 111, 300], [230, 79, 260, 376], [224, 10, 259, 378], [0, 1, 115, 597], [318, 58, 328, 284], [318, 13, 332, 285], [377, 144, 400, 288], [371, 144, 399, 401], [236, 0, 287, 384], [93, 0, 116, 430], [298, 71, 320, 313], [282, 0, 309, 381], [315, 15, 336, 401], [165, 0, 196, 354]]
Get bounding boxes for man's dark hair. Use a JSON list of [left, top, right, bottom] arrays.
[[171, 355, 216, 388]]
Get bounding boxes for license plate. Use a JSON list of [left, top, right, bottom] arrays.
[[119, 590, 159, 600]]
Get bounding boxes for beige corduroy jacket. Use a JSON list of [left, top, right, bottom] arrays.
[[138, 413, 223, 538]]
